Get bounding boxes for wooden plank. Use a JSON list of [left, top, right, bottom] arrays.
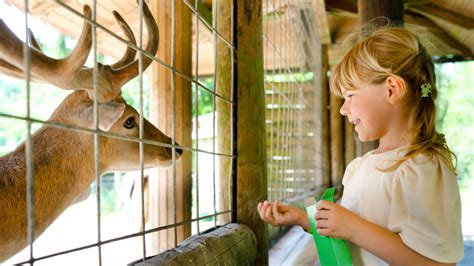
[[311, 0, 331, 44], [265, 82, 317, 94], [265, 112, 318, 125], [321, 45, 331, 188], [150, 0, 192, 252], [267, 138, 318, 149], [265, 92, 316, 105], [215, 0, 232, 225], [236, 1, 268, 264]]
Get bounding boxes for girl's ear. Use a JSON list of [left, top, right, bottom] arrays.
[[385, 76, 406, 104]]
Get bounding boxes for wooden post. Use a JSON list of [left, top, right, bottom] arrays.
[[312, 0, 331, 188], [359, 0, 404, 26], [215, 0, 232, 225], [150, 0, 192, 252], [344, 119, 356, 165], [235, 0, 268, 265], [329, 71, 345, 190], [355, 0, 404, 155], [321, 45, 331, 187]]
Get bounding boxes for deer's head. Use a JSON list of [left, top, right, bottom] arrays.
[[0, 3, 182, 170]]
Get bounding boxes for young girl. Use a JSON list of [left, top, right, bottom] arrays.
[[257, 26, 464, 265]]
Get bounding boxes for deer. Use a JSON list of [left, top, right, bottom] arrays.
[[0, 2, 182, 262]]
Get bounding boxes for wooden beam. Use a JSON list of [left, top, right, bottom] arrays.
[[150, 0, 192, 252], [325, 0, 358, 14], [133, 224, 257, 265], [236, 0, 268, 264], [312, 0, 331, 44], [407, 3, 474, 29], [327, 11, 471, 64], [405, 11, 472, 55]]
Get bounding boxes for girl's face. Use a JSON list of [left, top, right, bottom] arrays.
[[339, 82, 395, 142]]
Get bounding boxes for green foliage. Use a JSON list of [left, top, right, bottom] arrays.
[[192, 78, 215, 116], [435, 61, 474, 189], [121, 77, 151, 118]]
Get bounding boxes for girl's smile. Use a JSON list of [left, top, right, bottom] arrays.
[[338, 77, 411, 151]]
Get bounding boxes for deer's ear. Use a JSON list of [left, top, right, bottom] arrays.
[[98, 102, 126, 131]]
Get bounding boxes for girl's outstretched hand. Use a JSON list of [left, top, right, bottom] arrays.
[[257, 200, 308, 229], [314, 200, 362, 241]]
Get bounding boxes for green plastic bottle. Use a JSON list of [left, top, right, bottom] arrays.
[[304, 187, 352, 266]]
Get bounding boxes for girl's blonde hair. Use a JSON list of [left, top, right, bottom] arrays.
[[330, 26, 456, 171]]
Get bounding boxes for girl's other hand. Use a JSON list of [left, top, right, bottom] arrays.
[[314, 200, 361, 241], [257, 200, 307, 228]]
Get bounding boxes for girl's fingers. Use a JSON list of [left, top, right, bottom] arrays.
[[315, 208, 329, 220], [272, 200, 281, 220], [258, 201, 269, 221], [317, 228, 331, 236], [316, 200, 333, 211], [264, 202, 274, 222], [315, 218, 328, 229]]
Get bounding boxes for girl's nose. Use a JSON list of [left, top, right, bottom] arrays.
[[340, 101, 349, 116]]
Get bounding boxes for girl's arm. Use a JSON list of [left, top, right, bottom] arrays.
[[315, 200, 455, 266]]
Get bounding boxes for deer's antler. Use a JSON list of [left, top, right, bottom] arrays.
[[0, 5, 92, 87], [0, 2, 159, 102]]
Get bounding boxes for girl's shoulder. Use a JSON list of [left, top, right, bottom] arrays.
[[395, 152, 456, 183]]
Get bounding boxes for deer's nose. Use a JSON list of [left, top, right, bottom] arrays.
[[174, 142, 183, 156]]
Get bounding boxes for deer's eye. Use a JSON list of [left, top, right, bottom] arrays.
[[123, 117, 136, 129]]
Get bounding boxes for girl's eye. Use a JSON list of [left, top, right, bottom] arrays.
[[123, 117, 136, 129]]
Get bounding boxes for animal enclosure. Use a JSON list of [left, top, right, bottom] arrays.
[[2, 0, 324, 265], [2, 0, 473, 265]]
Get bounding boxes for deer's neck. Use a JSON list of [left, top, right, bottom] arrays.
[[0, 125, 98, 260]]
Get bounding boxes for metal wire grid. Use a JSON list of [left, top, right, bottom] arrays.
[[0, 0, 237, 264], [263, 0, 323, 202]]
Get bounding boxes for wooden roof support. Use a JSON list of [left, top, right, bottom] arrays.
[[405, 12, 472, 55], [326, 0, 358, 14], [407, 3, 474, 29]]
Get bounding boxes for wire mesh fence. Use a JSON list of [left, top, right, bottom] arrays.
[[263, 0, 323, 203], [0, 0, 324, 264], [0, 0, 235, 265]]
